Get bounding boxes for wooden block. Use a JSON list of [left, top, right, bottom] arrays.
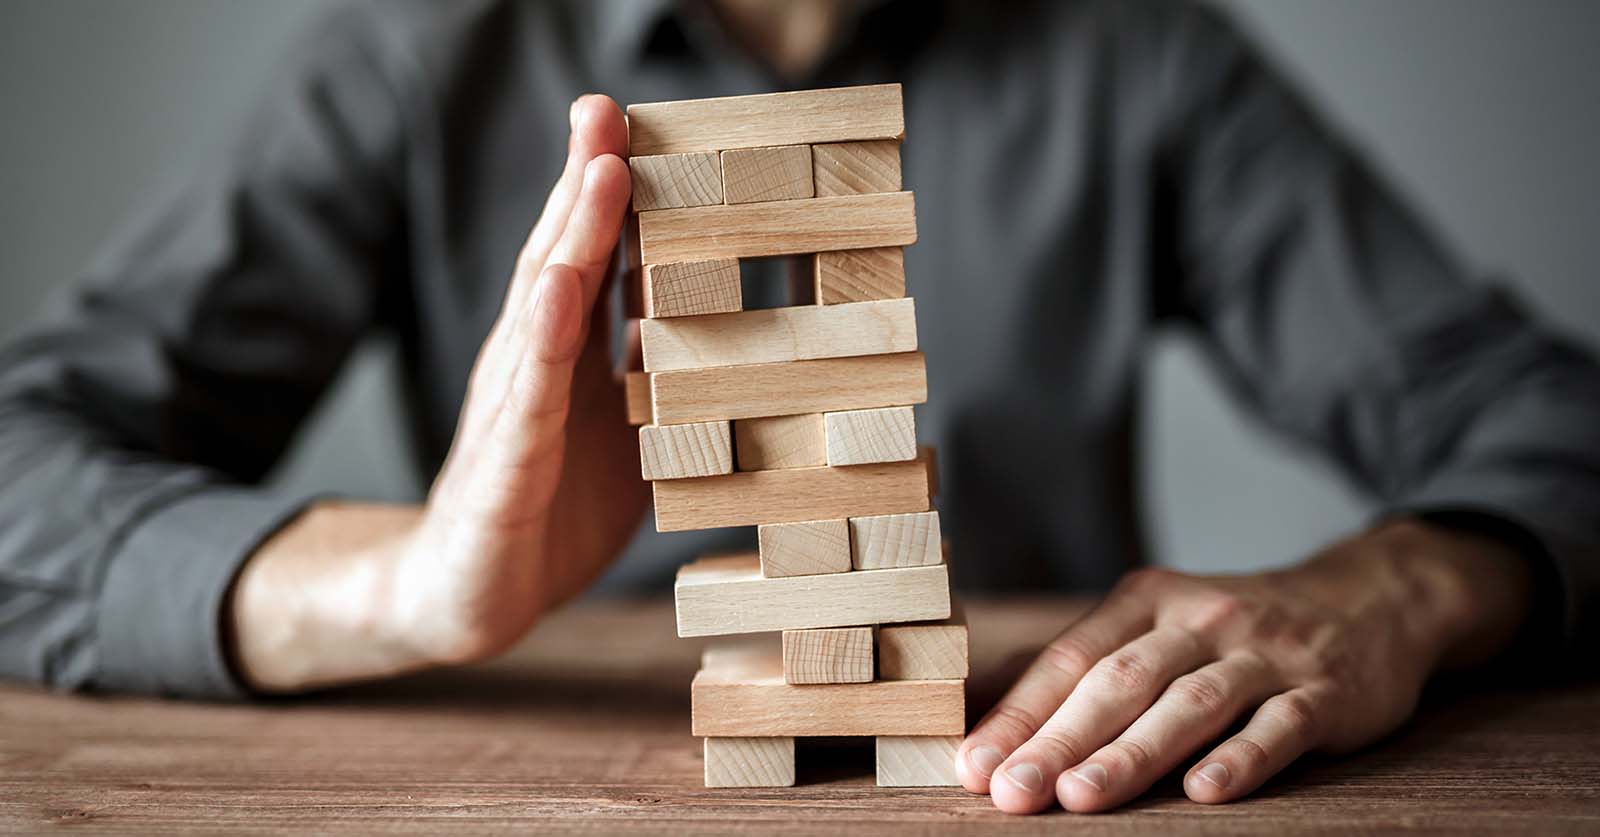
[[813, 140, 901, 196], [704, 737, 795, 788], [637, 192, 916, 264], [878, 614, 969, 681], [627, 83, 904, 157], [674, 552, 949, 637], [639, 298, 917, 373], [629, 152, 722, 211], [876, 736, 961, 787], [651, 351, 926, 425], [814, 247, 906, 304], [720, 145, 814, 205], [638, 421, 733, 481], [692, 643, 963, 736], [758, 519, 850, 578], [781, 626, 873, 684], [734, 414, 827, 471], [624, 371, 652, 426], [825, 406, 917, 466], [654, 453, 931, 532], [850, 510, 942, 570], [922, 443, 940, 498], [642, 259, 742, 319]]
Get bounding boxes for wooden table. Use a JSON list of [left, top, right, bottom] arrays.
[[3, 598, 1597, 834]]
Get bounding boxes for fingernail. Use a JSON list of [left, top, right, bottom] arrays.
[[1004, 763, 1044, 794], [966, 745, 1003, 778], [1194, 762, 1231, 790], [1069, 763, 1108, 791]]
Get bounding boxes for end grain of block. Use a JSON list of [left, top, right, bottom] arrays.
[[624, 371, 652, 426], [850, 510, 942, 570], [813, 140, 902, 196], [878, 617, 969, 681], [825, 405, 917, 466], [639, 421, 733, 480], [643, 259, 742, 318], [782, 626, 873, 684], [759, 518, 850, 578], [814, 247, 906, 304], [704, 737, 795, 787], [629, 151, 722, 211], [721, 145, 814, 204], [734, 414, 828, 470], [876, 736, 961, 787]]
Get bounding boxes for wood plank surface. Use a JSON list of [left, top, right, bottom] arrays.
[[704, 737, 795, 788], [624, 370, 653, 425], [875, 736, 962, 787], [850, 510, 942, 570], [720, 145, 815, 204], [626, 84, 904, 156], [674, 553, 949, 637], [734, 414, 828, 470], [637, 192, 917, 264], [825, 406, 918, 466], [878, 615, 970, 681], [758, 519, 851, 578], [651, 352, 927, 425], [813, 140, 902, 196], [653, 455, 931, 532], [640, 298, 918, 372], [814, 247, 906, 304]]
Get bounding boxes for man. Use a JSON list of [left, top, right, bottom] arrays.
[[2, 0, 1596, 817]]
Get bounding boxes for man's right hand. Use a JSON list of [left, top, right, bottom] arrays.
[[228, 95, 648, 692]]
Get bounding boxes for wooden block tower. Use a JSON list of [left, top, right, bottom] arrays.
[[623, 84, 967, 788]]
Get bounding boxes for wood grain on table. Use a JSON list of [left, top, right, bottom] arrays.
[[2, 598, 1597, 835]]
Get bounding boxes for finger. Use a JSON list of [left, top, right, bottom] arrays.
[[957, 592, 1152, 794], [988, 626, 1212, 814], [546, 153, 632, 311], [1056, 653, 1281, 812], [1183, 686, 1327, 804]]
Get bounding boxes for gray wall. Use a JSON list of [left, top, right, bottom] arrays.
[[2, 1, 1596, 573]]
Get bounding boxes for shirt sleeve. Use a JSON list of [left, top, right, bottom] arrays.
[[1149, 5, 1600, 662], [0, 4, 407, 698]]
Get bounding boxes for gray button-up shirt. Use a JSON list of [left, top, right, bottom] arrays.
[[3, 0, 1598, 699]]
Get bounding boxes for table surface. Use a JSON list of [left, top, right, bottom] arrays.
[[3, 597, 1598, 835]]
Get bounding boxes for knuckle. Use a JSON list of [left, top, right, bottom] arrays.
[[1105, 737, 1156, 773], [1029, 728, 1090, 767], [1266, 692, 1322, 742], [1118, 566, 1176, 596], [1093, 650, 1154, 693], [1186, 592, 1249, 634], [1167, 672, 1230, 714], [1038, 636, 1099, 681], [984, 703, 1045, 742], [1230, 735, 1273, 772]]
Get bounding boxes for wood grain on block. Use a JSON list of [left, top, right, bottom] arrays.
[[825, 405, 917, 466], [878, 614, 969, 681], [653, 454, 931, 532], [814, 247, 906, 304], [624, 371, 652, 426], [639, 298, 917, 372], [627, 83, 904, 157], [781, 626, 873, 684], [650, 351, 926, 425], [813, 140, 902, 196], [721, 145, 814, 204], [876, 736, 961, 787], [850, 510, 942, 570], [758, 519, 850, 578], [642, 259, 741, 319], [922, 443, 941, 498], [674, 553, 950, 637], [692, 643, 963, 736], [703, 737, 795, 788], [637, 192, 916, 264], [629, 151, 722, 211], [734, 414, 827, 471], [638, 421, 733, 481]]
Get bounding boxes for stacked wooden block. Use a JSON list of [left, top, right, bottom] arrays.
[[623, 85, 967, 788]]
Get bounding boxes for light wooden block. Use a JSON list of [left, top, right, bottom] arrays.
[[825, 406, 917, 466], [849, 510, 942, 570], [704, 737, 795, 788], [734, 414, 827, 471], [654, 454, 932, 532], [629, 152, 722, 211], [639, 298, 917, 372], [650, 351, 926, 425], [758, 519, 850, 578], [813, 140, 901, 196], [674, 553, 950, 637], [637, 192, 916, 264], [692, 643, 963, 736], [814, 247, 906, 304], [878, 614, 969, 681], [624, 371, 652, 426], [781, 626, 873, 684], [876, 736, 961, 787], [627, 83, 904, 157], [720, 145, 814, 205], [642, 259, 741, 319], [638, 421, 733, 481]]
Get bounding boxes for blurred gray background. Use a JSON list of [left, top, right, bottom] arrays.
[[2, 1, 1596, 575]]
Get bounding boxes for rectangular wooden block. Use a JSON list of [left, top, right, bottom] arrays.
[[721, 145, 814, 205], [638, 421, 733, 481], [876, 736, 962, 787], [814, 247, 906, 304], [627, 83, 904, 157], [734, 414, 827, 471], [704, 737, 795, 788], [639, 298, 918, 373], [642, 259, 741, 318], [781, 626, 873, 684], [674, 552, 950, 637], [637, 192, 917, 264], [624, 371, 652, 426], [650, 351, 927, 425], [692, 643, 964, 737], [825, 405, 917, 466], [654, 453, 931, 532], [629, 151, 722, 211], [878, 614, 969, 681], [813, 140, 902, 196], [850, 510, 942, 570], [758, 519, 850, 578]]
